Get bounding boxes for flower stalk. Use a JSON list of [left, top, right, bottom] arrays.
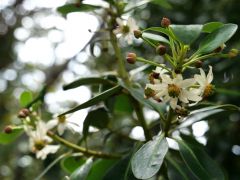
[[47, 131, 121, 159]]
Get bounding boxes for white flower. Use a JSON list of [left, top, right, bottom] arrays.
[[151, 66, 169, 84], [153, 66, 168, 75], [113, 17, 138, 44], [46, 115, 79, 135], [146, 74, 202, 109], [194, 66, 214, 98], [27, 121, 60, 160]]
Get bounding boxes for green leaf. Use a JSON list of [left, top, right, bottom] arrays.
[[179, 104, 240, 128], [166, 153, 190, 180], [198, 24, 238, 54], [61, 156, 86, 174], [177, 139, 210, 179], [113, 94, 133, 114], [20, 91, 33, 107], [83, 108, 110, 139], [170, 25, 203, 44], [87, 159, 118, 180], [178, 135, 225, 180], [0, 126, 23, 144], [131, 133, 168, 179], [150, 0, 172, 9], [59, 85, 122, 116], [202, 22, 224, 33], [70, 157, 93, 180], [57, 4, 101, 15], [142, 32, 170, 44], [63, 77, 114, 90], [143, 27, 175, 40], [103, 155, 137, 180]]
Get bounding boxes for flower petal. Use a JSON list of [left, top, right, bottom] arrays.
[[207, 66, 213, 83], [170, 98, 178, 109], [179, 78, 195, 88], [46, 119, 58, 130], [57, 123, 66, 135], [162, 74, 172, 84], [194, 74, 205, 87], [179, 91, 189, 103]]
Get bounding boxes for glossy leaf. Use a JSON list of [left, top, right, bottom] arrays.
[[0, 126, 23, 144], [87, 159, 118, 180], [57, 4, 101, 15], [63, 77, 113, 90], [131, 133, 168, 179], [83, 108, 110, 139], [70, 157, 93, 180], [177, 135, 225, 180], [177, 139, 210, 179], [142, 32, 170, 44], [20, 91, 33, 107], [59, 85, 122, 116], [202, 22, 224, 33], [179, 104, 240, 128], [198, 24, 238, 54], [170, 25, 203, 44], [61, 156, 86, 173]]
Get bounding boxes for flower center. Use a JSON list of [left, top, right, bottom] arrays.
[[122, 25, 130, 34], [168, 84, 180, 98], [34, 140, 46, 151], [144, 87, 155, 98], [58, 115, 66, 124], [203, 84, 214, 98]]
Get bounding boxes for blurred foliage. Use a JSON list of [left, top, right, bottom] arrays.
[[0, 0, 240, 179]]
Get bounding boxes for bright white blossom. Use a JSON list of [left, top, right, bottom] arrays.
[[113, 17, 138, 44], [194, 66, 214, 98], [26, 121, 60, 160], [47, 115, 79, 135], [146, 74, 202, 109]]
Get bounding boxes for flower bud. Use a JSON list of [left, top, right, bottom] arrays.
[[156, 45, 167, 56], [126, 53, 137, 64], [4, 126, 12, 134], [18, 108, 30, 118], [133, 30, 142, 39], [161, 17, 171, 28], [195, 61, 203, 68], [228, 48, 238, 58]]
